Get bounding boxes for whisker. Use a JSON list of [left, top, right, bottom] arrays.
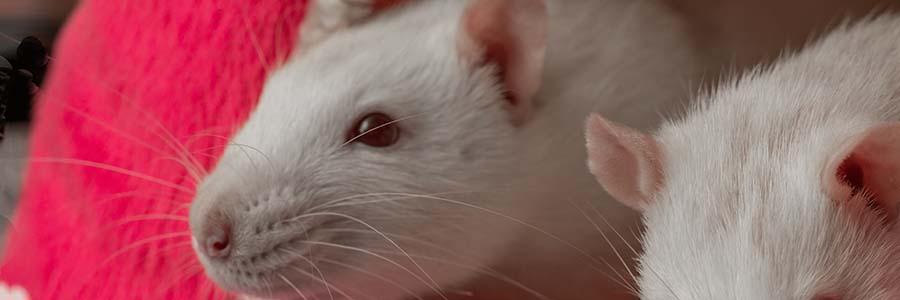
[[589, 205, 680, 299], [149, 156, 206, 184], [183, 125, 233, 148], [99, 231, 192, 267], [318, 228, 553, 300], [105, 89, 211, 181], [298, 240, 442, 299], [230, 142, 276, 173], [63, 105, 178, 161], [272, 6, 291, 67], [152, 129, 208, 183], [187, 134, 274, 174], [185, 133, 275, 173], [263, 275, 275, 298], [317, 258, 426, 300], [281, 249, 336, 300], [184, 151, 220, 162], [44, 104, 203, 185], [176, 202, 194, 212], [587, 202, 641, 256], [186, 145, 226, 155], [367, 248, 554, 300], [154, 240, 195, 255], [1, 28, 214, 299], [96, 189, 193, 207], [43, 47, 212, 181], [112, 214, 190, 227], [21, 157, 194, 194], [156, 261, 206, 298], [340, 113, 427, 148], [72, 232, 192, 298], [0, 211, 19, 235], [43, 259, 67, 299], [309, 191, 479, 213], [621, 221, 682, 300], [279, 272, 311, 300], [65, 83, 210, 182], [238, 1, 272, 72], [0, 32, 28, 49], [641, 255, 682, 300], [290, 211, 449, 300], [287, 265, 362, 300], [313, 192, 622, 278], [568, 200, 637, 294]]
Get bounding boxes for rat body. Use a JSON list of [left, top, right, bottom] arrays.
[[586, 15, 900, 300], [190, 0, 708, 299]]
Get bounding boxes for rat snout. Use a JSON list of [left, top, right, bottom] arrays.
[[191, 187, 319, 265], [194, 207, 234, 260]]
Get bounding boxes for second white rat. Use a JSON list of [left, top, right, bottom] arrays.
[[586, 15, 900, 300]]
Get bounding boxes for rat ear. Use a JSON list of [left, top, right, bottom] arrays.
[[298, 0, 409, 54], [457, 0, 548, 126], [826, 123, 900, 224], [585, 115, 664, 211]]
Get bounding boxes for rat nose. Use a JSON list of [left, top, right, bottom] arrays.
[[200, 213, 233, 259], [203, 224, 232, 259]]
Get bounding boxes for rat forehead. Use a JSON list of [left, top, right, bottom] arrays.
[[653, 106, 856, 210], [657, 166, 827, 216], [645, 148, 835, 246], [293, 11, 461, 75], [638, 194, 842, 300], [274, 33, 465, 102]]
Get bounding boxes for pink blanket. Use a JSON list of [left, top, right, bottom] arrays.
[[0, 0, 308, 298]]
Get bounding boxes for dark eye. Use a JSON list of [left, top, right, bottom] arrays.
[[346, 112, 400, 147]]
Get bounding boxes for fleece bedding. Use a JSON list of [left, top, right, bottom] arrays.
[[0, 0, 308, 298]]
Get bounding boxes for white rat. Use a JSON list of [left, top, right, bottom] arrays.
[[586, 15, 900, 300], [189, 0, 709, 299]]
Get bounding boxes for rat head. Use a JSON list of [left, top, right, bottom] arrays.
[[585, 114, 900, 300], [190, 0, 549, 298]]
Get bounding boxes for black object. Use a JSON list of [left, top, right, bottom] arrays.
[[0, 35, 49, 128], [0, 56, 10, 142], [16, 36, 48, 86]]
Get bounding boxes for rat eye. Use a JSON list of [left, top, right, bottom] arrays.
[[347, 112, 400, 147]]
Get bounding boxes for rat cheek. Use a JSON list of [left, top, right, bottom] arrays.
[[812, 288, 844, 300], [458, 145, 477, 163]]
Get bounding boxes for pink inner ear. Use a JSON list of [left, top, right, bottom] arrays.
[[585, 115, 663, 211], [458, 0, 548, 125], [835, 154, 894, 222], [836, 153, 865, 197], [830, 123, 900, 224]]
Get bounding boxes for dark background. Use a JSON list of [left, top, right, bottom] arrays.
[[0, 0, 76, 57], [0, 0, 78, 243], [1, 0, 78, 123]]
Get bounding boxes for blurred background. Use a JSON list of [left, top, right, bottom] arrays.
[[0, 0, 78, 237], [0, 0, 76, 60]]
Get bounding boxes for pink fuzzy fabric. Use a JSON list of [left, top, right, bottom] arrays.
[[0, 0, 308, 298]]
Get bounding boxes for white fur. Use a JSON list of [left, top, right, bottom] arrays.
[[636, 15, 900, 300], [0, 281, 29, 300], [190, 0, 707, 299]]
